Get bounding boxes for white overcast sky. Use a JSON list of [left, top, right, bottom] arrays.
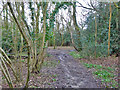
[[0, 0, 91, 29]]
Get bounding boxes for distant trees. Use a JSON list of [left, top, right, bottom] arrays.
[[80, 1, 119, 57]]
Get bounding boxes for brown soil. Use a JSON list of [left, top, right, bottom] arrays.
[[1, 47, 105, 88]]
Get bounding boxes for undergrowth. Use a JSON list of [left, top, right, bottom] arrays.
[[42, 60, 60, 68], [69, 51, 118, 88], [83, 63, 118, 88]]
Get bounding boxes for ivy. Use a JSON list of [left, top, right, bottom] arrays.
[[44, 2, 73, 43]]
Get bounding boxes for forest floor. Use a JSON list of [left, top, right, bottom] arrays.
[[1, 46, 119, 88]]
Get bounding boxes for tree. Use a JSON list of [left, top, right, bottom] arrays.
[[7, 2, 31, 87], [72, 2, 82, 51], [108, 3, 112, 56]]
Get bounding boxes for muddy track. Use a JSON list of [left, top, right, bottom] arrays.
[[44, 49, 99, 88]]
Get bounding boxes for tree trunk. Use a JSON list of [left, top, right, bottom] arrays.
[[7, 2, 31, 87], [118, 2, 120, 58], [73, 2, 82, 51], [95, 13, 97, 58], [53, 28, 56, 49], [108, 3, 112, 56], [0, 17, 2, 47], [32, 3, 48, 73], [31, 3, 40, 73]]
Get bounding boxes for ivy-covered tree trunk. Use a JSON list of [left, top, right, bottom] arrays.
[[73, 2, 82, 51], [67, 6, 78, 51]]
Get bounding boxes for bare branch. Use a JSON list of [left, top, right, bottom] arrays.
[[77, 1, 95, 11]]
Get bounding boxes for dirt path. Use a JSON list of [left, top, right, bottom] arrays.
[[44, 49, 99, 88], [1, 48, 100, 88]]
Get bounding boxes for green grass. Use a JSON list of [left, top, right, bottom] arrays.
[[29, 86, 38, 88], [83, 63, 115, 72], [58, 60, 60, 64], [93, 70, 114, 78], [8, 52, 28, 56], [21, 59, 25, 63], [52, 74, 57, 78], [69, 51, 90, 59], [47, 82, 51, 85], [69, 51, 82, 59], [52, 78, 56, 82], [69, 50, 118, 88], [45, 53, 52, 57], [83, 63, 118, 88], [2, 76, 5, 80], [19, 52, 28, 56], [43, 60, 60, 68]]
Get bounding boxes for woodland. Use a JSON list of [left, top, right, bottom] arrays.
[[0, 0, 119, 88]]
